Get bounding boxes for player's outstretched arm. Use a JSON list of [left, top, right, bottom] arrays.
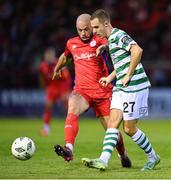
[[52, 53, 70, 80], [99, 70, 116, 87]]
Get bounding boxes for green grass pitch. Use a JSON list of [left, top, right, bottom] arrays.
[[0, 118, 171, 179]]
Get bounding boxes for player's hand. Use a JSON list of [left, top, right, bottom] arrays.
[[52, 70, 62, 80], [99, 77, 110, 87], [121, 74, 132, 87], [96, 45, 106, 56]]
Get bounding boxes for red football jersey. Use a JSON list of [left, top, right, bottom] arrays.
[[64, 35, 112, 93], [39, 59, 71, 90]]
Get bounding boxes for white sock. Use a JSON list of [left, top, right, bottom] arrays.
[[132, 128, 157, 162], [66, 143, 73, 153], [147, 149, 158, 162], [100, 151, 111, 165], [99, 128, 119, 165]]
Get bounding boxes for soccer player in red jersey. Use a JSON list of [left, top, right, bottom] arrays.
[[53, 14, 131, 167], [39, 47, 72, 136]]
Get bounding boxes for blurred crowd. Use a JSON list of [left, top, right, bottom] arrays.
[[0, 0, 171, 89]]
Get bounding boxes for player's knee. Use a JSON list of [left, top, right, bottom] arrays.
[[67, 100, 78, 115], [68, 105, 79, 115]]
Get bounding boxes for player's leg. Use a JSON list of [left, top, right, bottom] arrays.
[[40, 100, 54, 136], [124, 120, 160, 170], [99, 116, 131, 167], [41, 88, 58, 136], [123, 89, 160, 170], [65, 93, 90, 150], [95, 95, 131, 167], [82, 108, 122, 170], [54, 92, 90, 161], [82, 91, 125, 170], [116, 131, 132, 168], [99, 109, 123, 166]]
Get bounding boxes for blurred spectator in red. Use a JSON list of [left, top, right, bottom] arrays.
[[0, 0, 170, 88], [39, 47, 72, 136]]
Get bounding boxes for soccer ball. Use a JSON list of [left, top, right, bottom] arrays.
[[11, 137, 36, 160]]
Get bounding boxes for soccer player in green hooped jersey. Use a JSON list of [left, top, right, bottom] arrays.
[[82, 9, 160, 171]]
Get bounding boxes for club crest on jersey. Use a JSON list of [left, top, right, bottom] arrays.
[[90, 40, 96, 47]]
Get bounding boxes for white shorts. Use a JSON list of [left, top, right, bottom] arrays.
[[110, 88, 149, 120]]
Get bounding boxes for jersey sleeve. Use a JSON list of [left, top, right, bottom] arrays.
[[64, 40, 72, 57], [116, 30, 136, 51]]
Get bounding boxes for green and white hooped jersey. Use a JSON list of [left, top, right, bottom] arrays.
[[108, 28, 151, 93]]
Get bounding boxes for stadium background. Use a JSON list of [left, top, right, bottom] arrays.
[[0, 0, 171, 118]]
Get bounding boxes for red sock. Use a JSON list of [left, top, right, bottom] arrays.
[[65, 113, 79, 144], [116, 132, 125, 156], [43, 109, 52, 125]]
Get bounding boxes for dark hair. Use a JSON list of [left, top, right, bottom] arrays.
[[91, 9, 110, 23]]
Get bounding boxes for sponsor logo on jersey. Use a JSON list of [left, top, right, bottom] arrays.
[[90, 40, 96, 47], [139, 107, 148, 116], [121, 35, 132, 45], [74, 53, 96, 61]]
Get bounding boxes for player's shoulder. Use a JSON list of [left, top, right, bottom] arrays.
[[67, 36, 80, 44], [92, 34, 108, 45], [112, 28, 125, 35], [93, 34, 106, 41], [109, 28, 127, 41]]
